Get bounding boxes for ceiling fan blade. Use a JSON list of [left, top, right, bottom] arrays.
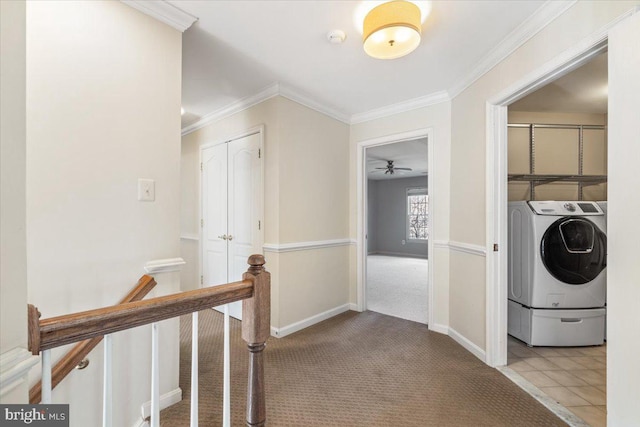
[[394, 167, 413, 171]]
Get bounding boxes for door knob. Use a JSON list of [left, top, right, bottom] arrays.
[[227, 235, 233, 241], [218, 235, 228, 240]]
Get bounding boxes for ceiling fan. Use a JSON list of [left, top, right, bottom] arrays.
[[375, 160, 412, 175]]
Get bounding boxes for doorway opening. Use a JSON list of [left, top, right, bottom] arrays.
[[505, 51, 608, 426], [366, 139, 429, 323], [356, 129, 434, 327], [486, 35, 610, 427]]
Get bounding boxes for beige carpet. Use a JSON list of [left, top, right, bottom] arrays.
[[161, 310, 566, 426], [367, 255, 428, 324]]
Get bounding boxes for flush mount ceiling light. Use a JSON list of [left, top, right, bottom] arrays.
[[363, 0, 422, 60]]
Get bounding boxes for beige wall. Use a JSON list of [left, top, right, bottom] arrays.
[[0, 0, 28, 403], [26, 1, 182, 424], [181, 96, 350, 331], [507, 111, 607, 201], [277, 98, 349, 243], [350, 102, 451, 330], [449, 1, 638, 350]]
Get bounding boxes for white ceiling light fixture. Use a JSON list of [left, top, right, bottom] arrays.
[[363, 0, 422, 60]]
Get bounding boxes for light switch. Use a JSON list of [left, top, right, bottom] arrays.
[[138, 179, 155, 201]]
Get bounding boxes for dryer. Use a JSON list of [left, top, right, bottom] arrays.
[[508, 201, 607, 346]]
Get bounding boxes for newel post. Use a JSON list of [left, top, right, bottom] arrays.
[[28, 304, 42, 355], [242, 254, 270, 427]]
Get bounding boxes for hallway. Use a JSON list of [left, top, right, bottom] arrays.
[[161, 309, 566, 426]]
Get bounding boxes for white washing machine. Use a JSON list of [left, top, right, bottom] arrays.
[[508, 201, 607, 346]]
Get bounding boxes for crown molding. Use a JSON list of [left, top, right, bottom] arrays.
[[448, 0, 577, 99], [278, 84, 351, 124], [178, 0, 579, 133], [181, 83, 352, 136], [350, 91, 450, 124], [121, 0, 198, 32], [181, 84, 279, 136], [181, 84, 447, 135]]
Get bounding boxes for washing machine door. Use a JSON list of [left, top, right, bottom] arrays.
[[541, 217, 607, 284]]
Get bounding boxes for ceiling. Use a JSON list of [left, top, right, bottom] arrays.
[[174, 0, 550, 128], [510, 51, 608, 114], [367, 138, 428, 180]]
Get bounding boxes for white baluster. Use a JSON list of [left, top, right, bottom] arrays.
[[223, 305, 230, 427], [190, 312, 199, 427], [41, 349, 52, 404], [151, 323, 160, 427], [103, 334, 113, 427]]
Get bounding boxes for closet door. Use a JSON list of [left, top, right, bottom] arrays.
[[201, 132, 263, 320], [228, 133, 262, 283], [202, 143, 228, 289]]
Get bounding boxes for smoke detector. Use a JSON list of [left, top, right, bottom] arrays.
[[327, 30, 346, 44]]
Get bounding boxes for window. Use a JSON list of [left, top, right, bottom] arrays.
[[407, 188, 428, 240]]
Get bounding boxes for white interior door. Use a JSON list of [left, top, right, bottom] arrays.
[[202, 143, 228, 288], [202, 132, 263, 320], [228, 133, 263, 283]]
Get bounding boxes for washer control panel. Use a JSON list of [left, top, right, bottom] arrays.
[[528, 201, 604, 215]]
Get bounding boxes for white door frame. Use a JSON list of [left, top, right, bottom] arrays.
[[199, 125, 265, 289], [483, 9, 639, 366], [356, 128, 435, 328]]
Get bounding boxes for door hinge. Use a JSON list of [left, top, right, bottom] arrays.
[[200, 162, 203, 172], [201, 219, 204, 228], [258, 220, 261, 230], [258, 148, 261, 159], [200, 275, 203, 285], [493, 243, 499, 252]]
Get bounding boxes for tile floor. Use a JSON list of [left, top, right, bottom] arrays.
[[507, 335, 607, 427]]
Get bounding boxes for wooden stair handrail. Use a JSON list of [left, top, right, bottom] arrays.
[[29, 280, 253, 353], [28, 254, 271, 427], [29, 274, 157, 404]]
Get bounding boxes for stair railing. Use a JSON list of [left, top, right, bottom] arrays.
[[28, 254, 270, 427], [29, 274, 157, 404]]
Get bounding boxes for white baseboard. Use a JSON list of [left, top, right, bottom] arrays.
[[140, 387, 182, 420], [271, 304, 351, 338], [429, 323, 449, 335], [348, 303, 359, 311], [369, 251, 428, 259], [448, 327, 487, 363]]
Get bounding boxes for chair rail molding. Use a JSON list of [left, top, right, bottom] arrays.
[[263, 238, 355, 253], [448, 241, 487, 257], [0, 348, 39, 397], [180, 233, 199, 241], [144, 257, 186, 274]]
